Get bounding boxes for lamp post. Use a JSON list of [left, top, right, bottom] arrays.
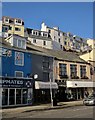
[[49, 61, 54, 107]]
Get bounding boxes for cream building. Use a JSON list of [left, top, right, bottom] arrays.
[[2, 16, 24, 37], [80, 39, 95, 82]]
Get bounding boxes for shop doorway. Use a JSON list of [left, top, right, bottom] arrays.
[[9, 89, 15, 105]]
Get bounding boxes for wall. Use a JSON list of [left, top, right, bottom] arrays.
[[2, 47, 32, 77], [54, 60, 91, 80]]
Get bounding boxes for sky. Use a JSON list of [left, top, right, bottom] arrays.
[[2, 2, 93, 39]]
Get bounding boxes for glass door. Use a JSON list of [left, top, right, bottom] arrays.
[[16, 89, 21, 104], [22, 89, 28, 104], [9, 89, 15, 105]]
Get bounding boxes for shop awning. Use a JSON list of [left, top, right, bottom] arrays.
[[67, 81, 95, 88], [35, 81, 58, 89]]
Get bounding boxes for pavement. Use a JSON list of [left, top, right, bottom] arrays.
[[1, 100, 83, 114]]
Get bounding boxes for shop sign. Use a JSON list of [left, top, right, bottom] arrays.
[[1, 79, 32, 88]]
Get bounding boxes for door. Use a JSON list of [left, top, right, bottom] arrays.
[[9, 89, 15, 105]]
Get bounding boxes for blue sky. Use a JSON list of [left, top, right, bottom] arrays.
[[2, 2, 93, 39]]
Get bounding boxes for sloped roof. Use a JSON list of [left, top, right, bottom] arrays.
[[27, 43, 88, 63]]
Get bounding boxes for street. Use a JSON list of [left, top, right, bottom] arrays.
[[2, 105, 94, 119]]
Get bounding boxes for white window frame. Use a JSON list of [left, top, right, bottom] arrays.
[[15, 52, 24, 66], [15, 71, 24, 78]]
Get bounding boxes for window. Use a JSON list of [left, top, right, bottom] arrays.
[[43, 41, 46, 46], [59, 38, 60, 43], [80, 65, 86, 78], [48, 30, 51, 33], [43, 62, 49, 68], [70, 64, 77, 78], [15, 52, 24, 66], [15, 71, 23, 77], [33, 39, 36, 43], [43, 56, 49, 62], [16, 19, 21, 24], [64, 41, 67, 45], [18, 40, 22, 48], [4, 18, 9, 23], [13, 38, 17, 47], [13, 38, 26, 49], [58, 32, 60, 36], [43, 72, 49, 82], [59, 63, 67, 76], [9, 26, 12, 30], [60, 45, 62, 49], [2, 26, 8, 32], [15, 27, 21, 31]]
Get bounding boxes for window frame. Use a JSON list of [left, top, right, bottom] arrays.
[[15, 71, 24, 78], [15, 52, 24, 66]]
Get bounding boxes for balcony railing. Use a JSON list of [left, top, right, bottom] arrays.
[[59, 74, 68, 79]]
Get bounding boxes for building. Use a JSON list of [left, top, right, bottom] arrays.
[[24, 28, 52, 49], [27, 43, 94, 102], [2, 16, 24, 38], [80, 39, 95, 82], [1, 38, 33, 107], [1, 35, 58, 106], [41, 22, 92, 53]]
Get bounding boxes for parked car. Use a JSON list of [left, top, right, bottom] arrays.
[[83, 94, 95, 106]]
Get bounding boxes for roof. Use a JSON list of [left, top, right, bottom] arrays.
[[29, 35, 52, 41], [27, 43, 88, 64], [1, 38, 88, 64]]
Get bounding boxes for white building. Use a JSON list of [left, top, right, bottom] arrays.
[[41, 22, 92, 53], [24, 28, 53, 49]]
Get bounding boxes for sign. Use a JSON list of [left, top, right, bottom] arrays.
[[0, 78, 33, 88]]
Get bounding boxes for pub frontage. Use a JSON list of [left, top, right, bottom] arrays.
[[1, 77, 34, 107]]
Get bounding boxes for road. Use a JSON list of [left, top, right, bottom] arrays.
[[2, 105, 95, 119]]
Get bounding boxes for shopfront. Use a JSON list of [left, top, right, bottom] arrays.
[[66, 81, 95, 100], [34, 81, 58, 103], [1, 77, 34, 107]]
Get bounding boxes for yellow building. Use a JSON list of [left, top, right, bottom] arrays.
[[2, 16, 24, 37], [80, 39, 95, 82]]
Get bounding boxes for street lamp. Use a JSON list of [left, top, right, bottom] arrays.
[[49, 66, 53, 107]]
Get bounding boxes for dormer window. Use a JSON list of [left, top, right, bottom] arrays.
[[13, 37, 26, 49], [4, 18, 9, 23]]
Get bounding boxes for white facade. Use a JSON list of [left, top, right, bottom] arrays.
[[28, 37, 52, 49], [41, 22, 91, 52]]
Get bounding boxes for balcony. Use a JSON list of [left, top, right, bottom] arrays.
[[81, 76, 89, 79], [71, 75, 79, 79], [59, 74, 68, 79]]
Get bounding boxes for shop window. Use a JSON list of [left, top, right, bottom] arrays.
[[22, 89, 28, 104], [16, 89, 21, 104], [2, 89, 8, 105], [15, 52, 24, 66]]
